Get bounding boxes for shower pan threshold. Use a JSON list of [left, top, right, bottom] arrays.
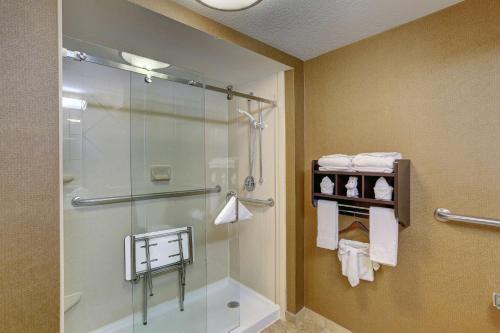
[[90, 278, 280, 333]]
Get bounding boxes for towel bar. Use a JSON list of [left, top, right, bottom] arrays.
[[226, 191, 275, 207], [434, 208, 500, 228]]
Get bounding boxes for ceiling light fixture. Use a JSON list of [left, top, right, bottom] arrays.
[[120, 52, 170, 71], [196, 0, 263, 11]]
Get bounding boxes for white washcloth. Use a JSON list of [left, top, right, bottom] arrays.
[[374, 177, 393, 201], [338, 239, 379, 287], [320, 176, 334, 194], [345, 176, 359, 197], [352, 152, 402, 173], [316, 200, 338, 250], [369, 207, 398, 266], [214, 196, 253, 225], [318, 154, 354, 171]]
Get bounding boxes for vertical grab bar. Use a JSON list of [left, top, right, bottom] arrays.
[[258, 101, 264, 184], [142, 238, 154, 325], [177, 233, 186, 311]]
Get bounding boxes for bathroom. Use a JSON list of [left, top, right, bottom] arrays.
[[1, 0, 499, 332]]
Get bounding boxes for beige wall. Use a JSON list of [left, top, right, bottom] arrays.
[[0, 1, 60, 332], [285, 69, 305, 313], [304, 1, 500, 332]]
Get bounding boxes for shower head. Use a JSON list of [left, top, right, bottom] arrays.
[[237, 108, 257, 123]]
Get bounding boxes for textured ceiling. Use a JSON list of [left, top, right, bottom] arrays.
[[173, 0, 463, 60]]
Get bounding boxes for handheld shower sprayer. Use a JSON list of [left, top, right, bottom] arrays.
[[237, 109, 258, 128], [238, 103, 265, 191]]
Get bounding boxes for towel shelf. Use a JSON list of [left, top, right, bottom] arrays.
[[434, 208, 500, 228], [311, 159, 411, 227]]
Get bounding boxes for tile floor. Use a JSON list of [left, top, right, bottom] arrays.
[[262, 308, 351, 333]]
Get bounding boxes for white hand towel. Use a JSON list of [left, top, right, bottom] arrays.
[[374, 177, 393, 201], [316, 200, 338, 250], [369, 207, 398, 266], [318, 154, 354, 170], [352, 152, 402, 173], [214, 196, 253, 225], [338, 239, 378, 287], [320, 176, 334, 194]]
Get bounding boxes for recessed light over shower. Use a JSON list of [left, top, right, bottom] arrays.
[[120, 52, 170, 71], [196, 0, 263, 11]]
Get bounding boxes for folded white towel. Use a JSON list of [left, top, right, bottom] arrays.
[[318, 154, 354, 170], [374, 177, 393, 201], [338, 239, 379, 287], [369, 207, 398, 266], [317, 200, 338, 250], [351, 166, 395, 173], [318, 166, 353, 172], [352, 152, 402, 173], [214, 196, 253, 225], [320, 176, 334, 194]]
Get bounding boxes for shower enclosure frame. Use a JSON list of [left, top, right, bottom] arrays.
[[60, 44, 288, 331]]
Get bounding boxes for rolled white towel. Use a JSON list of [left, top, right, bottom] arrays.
[[320, 176, 334, 194], [345, 176, 359, 198], [374, 177, 393, 201], [352, 152, 402, 173], [318, 154, 354, 171]]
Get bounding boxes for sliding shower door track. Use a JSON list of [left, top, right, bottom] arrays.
[[63, 48, 277, 106]]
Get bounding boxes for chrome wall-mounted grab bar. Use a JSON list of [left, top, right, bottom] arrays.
[[226, 191, 274, 207], [71, 185, 221, 207], [240, 196, 275, 207], [434, 208, 500, 228]]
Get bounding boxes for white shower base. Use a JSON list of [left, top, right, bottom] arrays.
[[91, 278, 279, 333]]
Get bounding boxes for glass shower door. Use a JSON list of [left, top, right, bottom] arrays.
[[62, 54, 135, 333], [130, 70, 211, 332], [63, 37, 242, 333]]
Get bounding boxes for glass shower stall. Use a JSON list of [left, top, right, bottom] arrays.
[[62, 39, 280, 333]]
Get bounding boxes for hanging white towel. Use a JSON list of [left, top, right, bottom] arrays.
[[318, 154, 354, 171], [369, 207, 399, 266], [352, 152, 402, 173], [214, 196, 253, 225], [316, 200, 338, 250], [338, 239, 379, 287]]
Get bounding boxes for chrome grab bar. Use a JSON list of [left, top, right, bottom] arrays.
[[71, 185, 221, 207], [226, 191, 275, 207], [434, 208, 500, 228]]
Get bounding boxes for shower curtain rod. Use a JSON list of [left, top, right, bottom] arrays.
[[63, 49, 277, 106]]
